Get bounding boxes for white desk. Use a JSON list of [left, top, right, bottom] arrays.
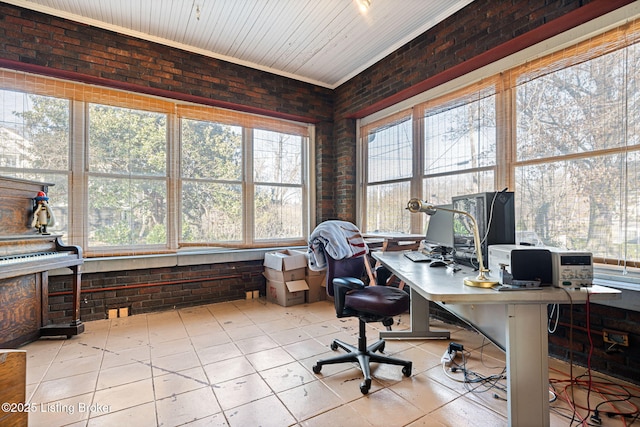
[[372, 251, 621, 427]]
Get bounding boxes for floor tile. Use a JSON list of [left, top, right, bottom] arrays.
[[213, 372, 273, 410], [151, 349, 201, 375], [197, 341, 243, 365], [203, 355, 255, 385], [276, 379, 342, 421], [153, 366, 210, 400], [224, 394, 296, 427], [156, 386, 221, 426], [348, 388, 424, 427], [28, 392, 94, 427], [91, 378, 155, 413], [31, 370, 99, 404], [87, 401, 157, 427], [18, 298, 640, 427], [259, 361, 317, 393], [407, 394, 506, 427], [96, 360, 152, 390], [300, 403, 374, 427], [245, 346, 295, 371]]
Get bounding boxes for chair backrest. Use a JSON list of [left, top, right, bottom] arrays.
[[324, 252, 366, 297]]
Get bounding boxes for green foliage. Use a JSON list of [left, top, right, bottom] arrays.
[[3, 91, 307, 247], [181, 119, 243, 242], [15, 95, 70, 171], [89, 104, 166, 175]]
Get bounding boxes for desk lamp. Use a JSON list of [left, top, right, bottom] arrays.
[[406, 198, 498, 288]]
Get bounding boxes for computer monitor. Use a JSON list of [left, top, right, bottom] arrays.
[[424, 204, 455, 255], [452, 191, 515, 267]]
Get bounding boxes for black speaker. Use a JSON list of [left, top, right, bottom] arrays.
[[511, 249, 552, 284]]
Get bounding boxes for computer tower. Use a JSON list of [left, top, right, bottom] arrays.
[[451, 191, 515, 268]]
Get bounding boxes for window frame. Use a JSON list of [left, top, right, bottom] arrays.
[[357, 15, 640, 273], [0, 71, 314, 255]]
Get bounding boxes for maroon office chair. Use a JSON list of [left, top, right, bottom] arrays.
[[311, 249, 412, 394]]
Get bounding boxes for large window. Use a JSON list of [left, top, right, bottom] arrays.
[[181, 119, 243, 243], [253, 129, 305, 240], [359, 19, 640, 269], [420, 83, 497, 206], [88, 105, 168, 247], [361, 83, 497, 235], [362, 112, 413, 233], [0, 71, 313, 255], [0, 91, 71, 235], [514, 26, 640, 266]]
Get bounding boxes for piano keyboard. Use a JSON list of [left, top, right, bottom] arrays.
[[0, 251, 69, 265]]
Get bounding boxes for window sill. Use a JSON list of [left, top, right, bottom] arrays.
[[49, 250, 640, 312], [50, 246, 307, 275], [592, 266, 640, 311]]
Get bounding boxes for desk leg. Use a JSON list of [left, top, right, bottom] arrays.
[[380, 287, 450, 340], [506, 304, 549, 427]]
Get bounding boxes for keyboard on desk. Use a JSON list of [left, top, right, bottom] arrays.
[[404, 251, 436, 262]]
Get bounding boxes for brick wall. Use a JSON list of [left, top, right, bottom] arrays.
[[548, 303, 640, 382], [332, 0, 617, 221], [49, 261, 265, 322], [0, 2, 335, 225], [0, 5, 333, 122]]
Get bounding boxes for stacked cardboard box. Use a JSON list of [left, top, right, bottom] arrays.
[[286, 249, 326, 302], [306, 267, 327, 303], [263, 250, 309, 306]]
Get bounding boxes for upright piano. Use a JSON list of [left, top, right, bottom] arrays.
[[0, 176, 84, 348]]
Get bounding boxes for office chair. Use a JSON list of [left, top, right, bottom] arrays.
[[311, 244, 412, 394]]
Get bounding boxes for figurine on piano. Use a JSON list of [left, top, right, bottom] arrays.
[[32, 191, 55, 234]]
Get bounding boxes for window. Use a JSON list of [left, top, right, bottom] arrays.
[[420, 82, 497, 207], [0, 69, 313, 254], [0, 90, 71, 236], [359, 18, 640, 268], [88, 104, 168, 247], [362, 111, 413, 233], [514, 24, 640, 266], [360, 82, 498, 236], [253, 129, 305, 240], [181, 119, 243, 242]]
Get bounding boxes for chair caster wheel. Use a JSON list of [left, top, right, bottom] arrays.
[[360, 379, 371, 394], [378, 342, 386, 353], [402, 363, 412, 377], [330, 341, 338, 351], [312, 364, 322, 374]]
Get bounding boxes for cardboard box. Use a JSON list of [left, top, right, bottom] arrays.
[[266, 279, 309, 306], [263, 249, 308, 271], [306, 273, 327, 303], [306, 267, 325, 276], [263, 266, 306, 283]]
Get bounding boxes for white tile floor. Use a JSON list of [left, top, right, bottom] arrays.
[[21, 298, 640, 426]]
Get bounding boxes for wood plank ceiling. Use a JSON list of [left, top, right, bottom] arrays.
[[5, 0, 474, 88]]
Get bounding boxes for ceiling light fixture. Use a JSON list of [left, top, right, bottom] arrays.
[[356, 0, 371, 13]]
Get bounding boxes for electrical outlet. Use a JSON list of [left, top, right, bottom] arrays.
[[603, 329, 629, 346]]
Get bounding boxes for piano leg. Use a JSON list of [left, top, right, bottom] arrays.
[[70, 264, 82, 327], [40, 264, 85, 338]]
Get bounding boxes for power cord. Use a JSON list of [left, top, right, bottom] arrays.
[[548, 303, 559, 333], [440, 342, 507, 396], [548, 289, 640, 426]]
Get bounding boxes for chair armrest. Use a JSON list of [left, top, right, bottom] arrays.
[[333, 277, 364, 317]]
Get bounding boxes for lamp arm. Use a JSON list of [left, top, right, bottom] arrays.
[[406, 198, 491, 283]]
